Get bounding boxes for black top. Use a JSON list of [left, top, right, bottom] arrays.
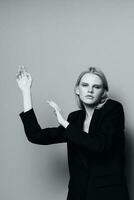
[[19, 98, 129, 200]]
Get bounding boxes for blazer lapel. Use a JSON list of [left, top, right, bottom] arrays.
[[75, 108, 102, 135], [88, 108, 102, 134]]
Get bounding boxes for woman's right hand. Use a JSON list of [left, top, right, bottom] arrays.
[[16, 66, 33, 93]]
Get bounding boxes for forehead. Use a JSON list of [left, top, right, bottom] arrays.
[[80, 73, 102, 85]]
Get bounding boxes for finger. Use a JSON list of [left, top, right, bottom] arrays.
[[49, 100, 56, 106], [16, 73, 19, 78], [22, 69, 28, 77], [51, 102, 57, 109], [20, 70, 25, 77], [16, 73, 21, 79], [21, 66, 27, 75], [46, 100, 50, 104], [20, 65, 25, 71], [51, 102, 61, 112], [18, 66, 26, 75], [18, 66, 23, 77], [46, 100, 53, 107], [46, 102, 50, 106], [50, 101, 60, 110], [18, 66, 21, 74], [23, 69, 28, 76], [47, 99, 53, 104], [46, 100, 55, 109], [18, 65, 24, 72], [16, 74, 21, 81], [20, 66, 26, 75], [22, 65, 27, 71], [18, 71, 22, 78], [26, 72, 31, 79]]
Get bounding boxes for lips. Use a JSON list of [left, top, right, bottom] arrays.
[[85, 95, 94, 98]]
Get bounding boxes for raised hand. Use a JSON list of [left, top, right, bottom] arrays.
[[16, 66, 33, 93], [46, 100, 69, 128], [46, 100, 61, 112]]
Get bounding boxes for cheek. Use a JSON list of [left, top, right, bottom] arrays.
[[95, 90, 103, 98], [79, 88, 86, 95]]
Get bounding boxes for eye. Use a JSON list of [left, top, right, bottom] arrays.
[[94, 85, 102, 89], [82, 83, 88, 86]]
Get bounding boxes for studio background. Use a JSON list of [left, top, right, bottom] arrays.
[[1, 0, 134, 200]]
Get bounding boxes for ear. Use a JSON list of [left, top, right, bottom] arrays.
[[101, 90, 107, 99], [75, 87, 79, 95], [101, 90, 105, 96]]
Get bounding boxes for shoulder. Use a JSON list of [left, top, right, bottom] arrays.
[[103, 98, 123, 110], [68, 109, 82, 117], [104, 98, 122, 107], [67, 109, 83, 121], [100, 98, 124, 117]]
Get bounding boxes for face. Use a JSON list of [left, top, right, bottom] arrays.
[[76, 73, 104, 107]]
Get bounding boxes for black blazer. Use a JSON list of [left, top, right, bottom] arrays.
[[19, 98, 129, 200]]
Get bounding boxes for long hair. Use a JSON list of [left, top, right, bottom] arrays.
[[74, 67, 109, 110]]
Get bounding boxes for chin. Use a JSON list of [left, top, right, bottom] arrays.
[[84, 102, 96, 107], [84, 99, 99, 107]]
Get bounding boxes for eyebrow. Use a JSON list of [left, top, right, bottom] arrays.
[[81, 82, 102, 86]]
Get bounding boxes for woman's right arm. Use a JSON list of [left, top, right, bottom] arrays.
[[16, 66, 66, 144], [19, 108, 67, 144]]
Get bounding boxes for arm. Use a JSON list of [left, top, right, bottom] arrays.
[[19, 108, 67, 144], [16, 66, 33, 112], [22, 89, 32, 112], [64, 102, 125, 155], [17, 67, 68, 144]]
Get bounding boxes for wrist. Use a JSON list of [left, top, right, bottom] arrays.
[[62, 120, 69, 128], [22, 88, 31, 96], [22, 89, 32, 112]]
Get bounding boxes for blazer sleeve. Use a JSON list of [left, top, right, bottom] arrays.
[[64, 102, 125, 155], [19, 108, 67, 145]]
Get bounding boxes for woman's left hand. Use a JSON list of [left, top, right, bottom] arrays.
[[46, 100, 69, 128]]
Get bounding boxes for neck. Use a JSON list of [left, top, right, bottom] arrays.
[[83, 104, 95, 119]]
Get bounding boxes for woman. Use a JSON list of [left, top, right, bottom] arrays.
[[16, 66, 130, 200]]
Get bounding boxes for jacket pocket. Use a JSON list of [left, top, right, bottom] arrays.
[[94, 174, 123, 188]]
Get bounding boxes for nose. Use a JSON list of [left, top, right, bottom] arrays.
[[87, 86, 93, 93]]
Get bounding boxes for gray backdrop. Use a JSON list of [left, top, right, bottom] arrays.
[[1, 0, 134, 200]]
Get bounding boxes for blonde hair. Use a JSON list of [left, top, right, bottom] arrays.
[[74, 67, 109, 110]]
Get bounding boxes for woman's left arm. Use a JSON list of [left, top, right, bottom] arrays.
[[64, 102, 125, 155]]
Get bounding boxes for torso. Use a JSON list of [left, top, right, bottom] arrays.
[[83, 118, 92, 133], [83, 109, 94, 134]]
